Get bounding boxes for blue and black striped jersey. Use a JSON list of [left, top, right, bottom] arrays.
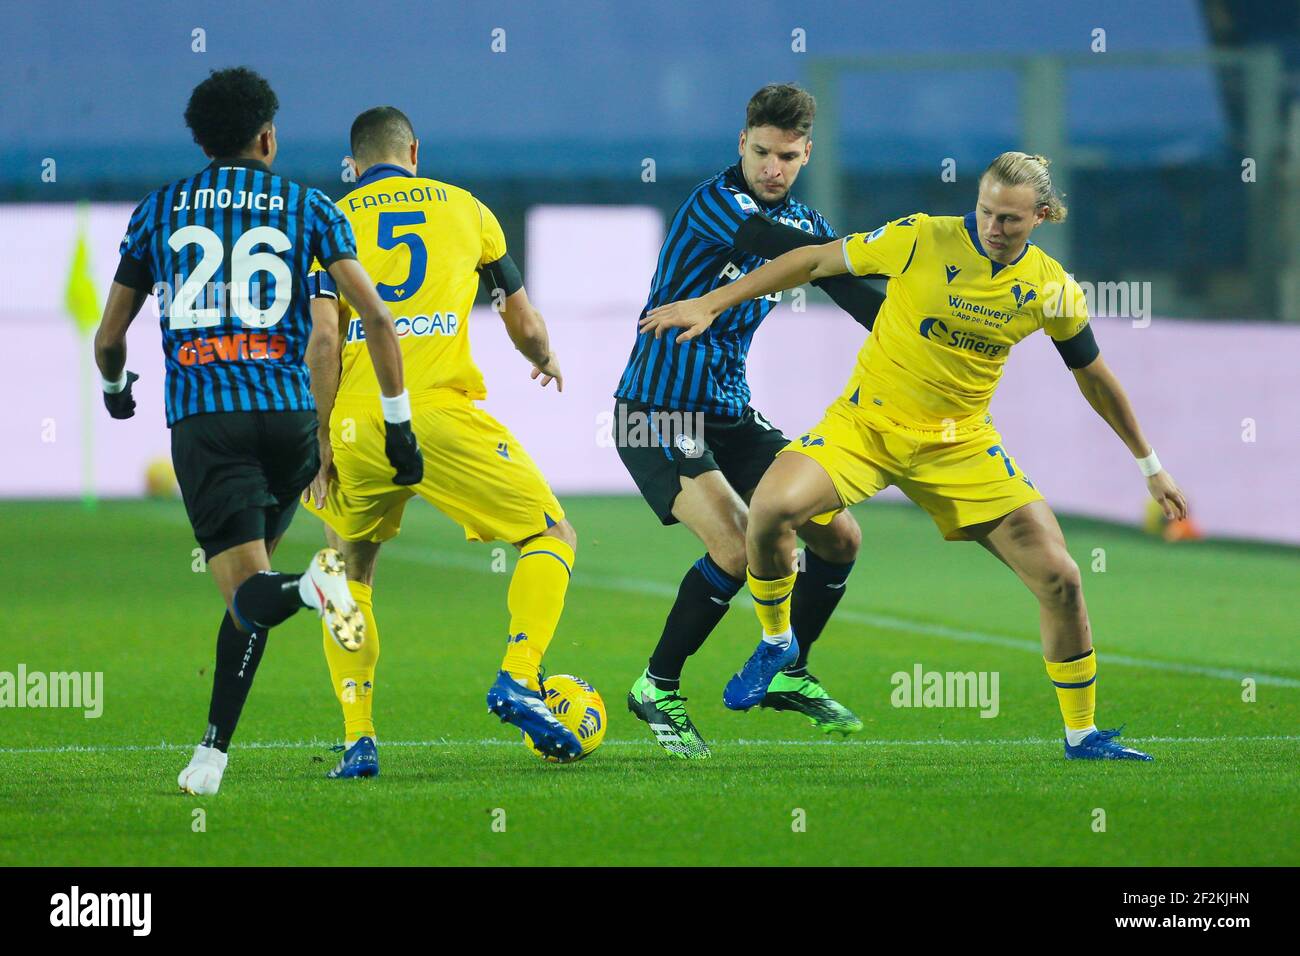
[[114, 158, 357, 425], [614, 162, 835, 418]]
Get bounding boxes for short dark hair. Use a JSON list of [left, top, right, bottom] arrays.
[[184, 67, 279, 157], [745, 83, 816, 136], [350, 106, 416, 165]]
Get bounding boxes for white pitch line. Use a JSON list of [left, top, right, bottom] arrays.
[[141, 508, 1300, 689], [1, 735, 1297, 756], [378, 541, 1300, 689]]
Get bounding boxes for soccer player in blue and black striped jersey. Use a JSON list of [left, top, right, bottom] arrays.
[[617, 84, 885, 757], [92, 67, 423, 795]]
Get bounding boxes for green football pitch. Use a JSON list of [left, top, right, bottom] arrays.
[[1, 496, 1296, 866]]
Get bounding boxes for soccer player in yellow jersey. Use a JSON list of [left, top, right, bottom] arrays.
[[303, 107, 583, 770], [642, 152, 1188, 760]]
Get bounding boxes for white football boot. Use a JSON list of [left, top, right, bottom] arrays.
[[299, 548, 365, 651], [177, 744, 227, 795]]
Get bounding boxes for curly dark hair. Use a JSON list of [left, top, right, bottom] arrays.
[[746, 83, 816, 136], [184, 67, 279, 157]]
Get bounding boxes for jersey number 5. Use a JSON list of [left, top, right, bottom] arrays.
[[376, 211, 427, 302]]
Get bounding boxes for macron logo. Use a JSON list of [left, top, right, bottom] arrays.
[[50, 886, 151, 936], [945, 264, 961, 284]]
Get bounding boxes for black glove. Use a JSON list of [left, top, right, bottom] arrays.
[[384, 419, 424, 485], [103, 371, 140, 419]]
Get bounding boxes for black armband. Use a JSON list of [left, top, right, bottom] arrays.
[[735, 215, 883, 330], [734, 213, 829, 259], [480, 253, 523, 297], [1053, 324, 1101, 370], [812, 274, 885, 331], [113, 254, 153, 292]]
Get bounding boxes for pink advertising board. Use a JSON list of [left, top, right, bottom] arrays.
[[2, 203, 1295, 545]]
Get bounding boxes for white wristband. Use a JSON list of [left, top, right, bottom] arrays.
[[1137, 450, 1162, 478], [102, 372, 128, 394], [380, 390, 412, 423]]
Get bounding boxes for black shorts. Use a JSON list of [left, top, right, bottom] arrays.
[[613, 399, 790, 525], [170, 410, 319, 559]]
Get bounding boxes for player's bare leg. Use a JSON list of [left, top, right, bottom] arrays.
[[319, 528, 383, 778], [741, 476, 864, 728], [325, 526, 381, 587], [672, 471, 750, 579], [181, 533, 362, 795], [968, 501, 1089, 661], [753, 507, 865, 732], [746, 453, 843, 577], [968, 500, 1151, 760], [518, 517, 579, 555], [726, 453, 843, 709], [486, 517, 583, 761]]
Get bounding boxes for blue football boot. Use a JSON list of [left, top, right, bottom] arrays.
[[1064, 727, 1153, 761], [723, 634, 800, 711], [326, 736, 379, 778], [486, 671, 582, 761]]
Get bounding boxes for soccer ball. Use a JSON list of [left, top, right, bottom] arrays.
[[144, 457, 179, 498], [524, 674, 606, 762]]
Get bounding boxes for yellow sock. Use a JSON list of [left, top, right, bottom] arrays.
[[502, 537, 575, 691], [747, 568, 797, 637], [1045, 649, 1097, 731], [322, 580, 380, 743]]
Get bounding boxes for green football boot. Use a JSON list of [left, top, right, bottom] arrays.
[[761, 671, 864, 735], [627, 670, 711, 759]]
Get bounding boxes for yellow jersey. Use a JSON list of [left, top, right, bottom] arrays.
[[315, 163, 507, 399], [840, 212, 1089, 429]]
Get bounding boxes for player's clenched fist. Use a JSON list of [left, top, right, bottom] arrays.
[[384, 420, 423, 485], [102, 370, 140, 419], [384, 419, 423, 485], [378, 390, 424, 485]]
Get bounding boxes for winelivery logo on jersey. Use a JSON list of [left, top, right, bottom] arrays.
[[0, 665, 103, 718]]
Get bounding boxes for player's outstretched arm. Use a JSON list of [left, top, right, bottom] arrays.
[[498, 287, 562, 391], [640, 240, 847, 343], [325, 257, 424, 485], [734, 215, 884, 330], [1072, 355, 1188, 519], [326, 258, 404, 397], [303, 296, 342, 507], [93, 281, 148, 419]]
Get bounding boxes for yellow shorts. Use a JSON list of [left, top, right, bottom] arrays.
[[785, 398, 1043, 541], [306, 392, 564, 545]]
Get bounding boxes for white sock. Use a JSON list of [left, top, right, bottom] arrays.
[[298, 572, 321, 612], [762, 628, 793, 649], [1066, 725, 1097, 746]]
